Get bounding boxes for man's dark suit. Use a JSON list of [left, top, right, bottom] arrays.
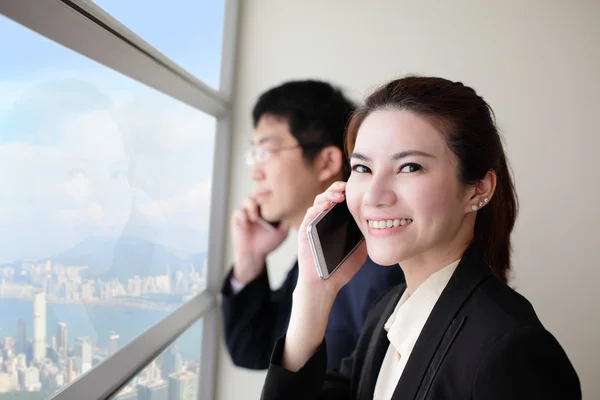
[[221, 257, 405, 370], [261, 244, 581, 399]]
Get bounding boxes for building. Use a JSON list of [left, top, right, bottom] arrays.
[[67, 358, 76, 383], [56, 322, 68, 360], [137, 381, 168, 400], [74, 337, 92, 374], [160, 343, 181, 380], [16, 319, 26, 355], [32, 289, 47, 361], [107, 332, 119, 356], [168, 371, 197, 400], [113, 387, 138, 400]]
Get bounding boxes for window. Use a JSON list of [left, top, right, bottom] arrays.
[[111, 320, 202, 400], [91, 0, 226, 90], [0, 14, 217, 398]]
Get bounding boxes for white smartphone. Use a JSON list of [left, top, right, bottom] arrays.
[[257, 217, 276, 232], [306, 200, 364, 280]]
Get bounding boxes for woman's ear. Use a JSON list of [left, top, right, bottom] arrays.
[[465, 170, 497, 213], [314, 146, 344, 183]]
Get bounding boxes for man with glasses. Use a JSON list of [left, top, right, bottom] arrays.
[[220, 80, 404, 370]]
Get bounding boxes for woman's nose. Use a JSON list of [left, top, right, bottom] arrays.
[[363, 179, 397, 208]]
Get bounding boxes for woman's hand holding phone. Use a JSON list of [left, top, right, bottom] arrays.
[[297, 181, 367, 292], [283, 181, 367, 372]]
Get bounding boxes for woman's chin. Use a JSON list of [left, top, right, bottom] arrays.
[[366, 246, 404, 267]]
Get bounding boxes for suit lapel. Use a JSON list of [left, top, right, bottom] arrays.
[[391, 245, 492, 400], [416, 315, 467, 400], [357, 284, 406, 400]]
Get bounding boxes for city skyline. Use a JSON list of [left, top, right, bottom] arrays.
[[0, 293, 199, 398], [0, 251, 207, 312]]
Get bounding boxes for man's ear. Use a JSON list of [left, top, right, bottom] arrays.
[[314, 146, 344, 183]]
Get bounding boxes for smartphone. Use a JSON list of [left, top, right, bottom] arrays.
[[306, 200, 364, 280], [257, 206, 280, 232]]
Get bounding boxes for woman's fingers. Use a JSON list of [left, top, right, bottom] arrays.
[[313, 181, 346, 206]]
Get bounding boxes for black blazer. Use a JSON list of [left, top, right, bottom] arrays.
[[221, 262, 298, 370], [221, 258, 404, 370], [261, 245, 581, 399]]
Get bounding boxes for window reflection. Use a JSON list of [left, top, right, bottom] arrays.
[[0, 15, 216, 398]]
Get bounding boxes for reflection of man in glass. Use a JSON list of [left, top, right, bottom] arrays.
[[0, 79, 134, 264], [0, 79, 159, 351]]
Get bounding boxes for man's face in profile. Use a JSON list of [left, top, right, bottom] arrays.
[[249, 114, 323, 225]]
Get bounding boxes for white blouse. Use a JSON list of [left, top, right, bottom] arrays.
[[373, 259, 461, 400]]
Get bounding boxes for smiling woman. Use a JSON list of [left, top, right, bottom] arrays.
[[261, 76, 581, 400], [346, 108, 483, 272]]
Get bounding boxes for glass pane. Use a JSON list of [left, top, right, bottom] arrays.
[[0, 16, 215, 398], [111, 320, 202, 400], [92, 0, 225, 90]]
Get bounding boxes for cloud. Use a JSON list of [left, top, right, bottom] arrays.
[[137, 180, 212, 228], [0, 82, 26, 113], [117, 94, 216, 158]]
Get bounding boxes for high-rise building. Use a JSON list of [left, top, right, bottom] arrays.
[[108, 332, 119, 356], [67, 358, 76, 383], [74, 337, 92, 374], [0, 371, 17, 393], [18, 366, 41, 391], [137, 381, 168, 400], [16, 319, 26, 354], [3, 336, 16, 352], [113, 387, 138, 400], [161, 343, 182, 380], [56, 322, 68, 360], [32, 289, 46, 361], [168, 371, 198, 400]]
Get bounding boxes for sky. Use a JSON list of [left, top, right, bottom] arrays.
[[0, 1, 225, 262]]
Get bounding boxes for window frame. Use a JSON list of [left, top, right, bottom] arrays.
[[0, 0, 239, 398]]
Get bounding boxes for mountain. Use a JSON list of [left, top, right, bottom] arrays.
[[39, 236, 206, 281]]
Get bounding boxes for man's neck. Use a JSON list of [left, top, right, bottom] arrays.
[[290, 179, 341, 231], [290, 205, 312, 232]]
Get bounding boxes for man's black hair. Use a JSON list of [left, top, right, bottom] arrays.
[[252, 79, 356, 178]]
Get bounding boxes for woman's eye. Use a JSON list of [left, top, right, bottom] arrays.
[[351, 164, 371, 174], [399, 163, 422, 173]]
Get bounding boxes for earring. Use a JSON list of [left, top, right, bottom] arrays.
[[478, 201, 483, 207], [484, 197, 489, 203], [471, 205, 478, 211]]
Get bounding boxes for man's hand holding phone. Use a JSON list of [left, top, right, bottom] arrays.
[[231, 196, 289, 284]]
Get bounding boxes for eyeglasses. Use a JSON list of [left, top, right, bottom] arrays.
[[245, 145, 302, 166]]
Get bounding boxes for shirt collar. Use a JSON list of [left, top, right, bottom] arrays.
[[384, 259, 461, 358]]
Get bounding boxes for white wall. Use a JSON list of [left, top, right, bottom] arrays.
[[217, 0, 600, 398]]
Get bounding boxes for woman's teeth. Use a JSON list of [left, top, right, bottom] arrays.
[[368, 219, 413, 229]]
